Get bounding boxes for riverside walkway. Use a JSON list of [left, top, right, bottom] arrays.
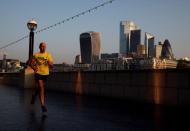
[[0, 85, 189, 131]]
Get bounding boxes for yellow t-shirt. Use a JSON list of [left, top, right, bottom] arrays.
[[33, 52, 53, 75]]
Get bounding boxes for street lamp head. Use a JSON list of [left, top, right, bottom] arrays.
[[27, 19, 37, 31]]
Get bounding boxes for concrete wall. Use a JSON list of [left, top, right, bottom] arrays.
[[46, 69, 190, 106], [0, 69, 189, 106], [0, 72, 24, 87], [0, 67, 35, 88]]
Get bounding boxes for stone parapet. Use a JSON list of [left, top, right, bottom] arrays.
[[0, 69, 189, 107]]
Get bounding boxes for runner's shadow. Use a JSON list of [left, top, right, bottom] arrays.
[[27, 111, 48, 131]]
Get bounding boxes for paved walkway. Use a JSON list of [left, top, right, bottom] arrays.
[[0, 85, 189, 131]]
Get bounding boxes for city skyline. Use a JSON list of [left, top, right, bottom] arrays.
[[0, 0, 190, 64]]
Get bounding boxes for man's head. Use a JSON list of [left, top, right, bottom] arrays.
[[39, 42, 46, 53]]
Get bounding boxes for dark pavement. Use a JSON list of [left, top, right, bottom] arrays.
[[0, 85, 189, 131]]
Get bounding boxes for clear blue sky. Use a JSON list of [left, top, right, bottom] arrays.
[[0, 0, 190, 64]]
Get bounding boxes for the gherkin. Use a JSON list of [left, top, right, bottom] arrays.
[[161, 39, 174, 59]]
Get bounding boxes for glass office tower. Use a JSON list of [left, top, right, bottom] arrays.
[[145, 32, 154, 58], [120, 21, 140, 56], [80, 31, 101, 64], [161, 39, 174, 60], [130, 29, 141, 53]]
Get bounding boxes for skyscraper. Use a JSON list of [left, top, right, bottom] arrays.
[[161, 39, 174, 60], [120, 21, 141, 56], [80, 31, 101, 64], [154, 42, 162, 58], [137, 44, 146, 57], [145, 32, 154, 58], [74, 55, 81, 64], [131, 29, 141, 53]]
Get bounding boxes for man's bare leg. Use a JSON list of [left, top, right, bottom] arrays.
[[39, 80, 47, 112], [31, 81, 39, 104]]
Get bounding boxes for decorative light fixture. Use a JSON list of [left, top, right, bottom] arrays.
[[27, 19, 37, 60]]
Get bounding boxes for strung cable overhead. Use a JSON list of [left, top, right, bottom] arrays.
[[0, 0, 115, 50], [0, 35, 29, 50]]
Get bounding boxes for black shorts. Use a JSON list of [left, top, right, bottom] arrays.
[[34, 73, 48, 82]]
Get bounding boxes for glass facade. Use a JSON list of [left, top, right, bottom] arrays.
[[161, 39, 174, 59], [130, 30, 141, 53], [145, 32, 155, 58], [80, 32, 101, 64], [120, 21, 140, 56]]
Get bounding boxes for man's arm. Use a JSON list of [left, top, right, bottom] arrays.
[[29, 58, 38, 72], [48, 53, 53, 68], [48, 60, 53, 68]]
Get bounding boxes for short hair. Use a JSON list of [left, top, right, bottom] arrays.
[[39, 42, 46, 48]]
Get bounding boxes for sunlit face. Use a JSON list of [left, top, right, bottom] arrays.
[[39, 42, 46, 53]]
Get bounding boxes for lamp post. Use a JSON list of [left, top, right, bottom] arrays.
[[27, 19, 37, 60]]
